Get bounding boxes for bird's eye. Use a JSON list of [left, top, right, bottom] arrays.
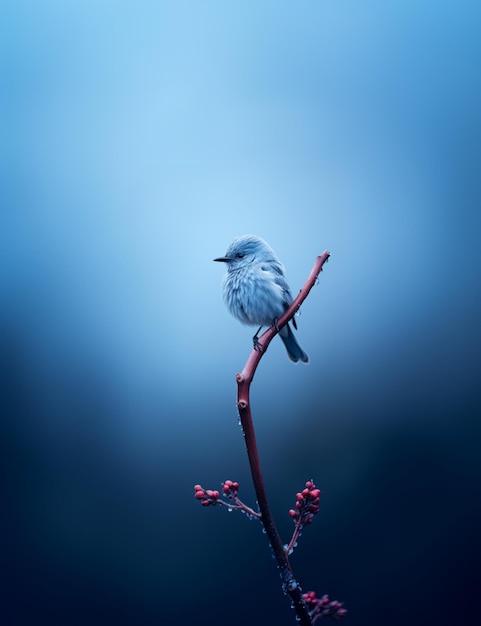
[[236, 252, 245, 258]]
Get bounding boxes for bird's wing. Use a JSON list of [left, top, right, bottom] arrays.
[[261, 261, 297, 327]]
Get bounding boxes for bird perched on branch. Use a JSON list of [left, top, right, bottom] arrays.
[[214, 235, 309, 363]]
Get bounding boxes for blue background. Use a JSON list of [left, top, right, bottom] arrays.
[[2, 1, 480, 624]]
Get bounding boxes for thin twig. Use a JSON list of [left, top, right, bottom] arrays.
[[285, 518, 304, 556], [235, 251, 330, 626]]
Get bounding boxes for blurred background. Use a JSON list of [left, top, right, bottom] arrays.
[[2, 1, 480, 624]]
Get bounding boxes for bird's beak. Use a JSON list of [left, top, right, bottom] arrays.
[[213, 256, 230, 262]]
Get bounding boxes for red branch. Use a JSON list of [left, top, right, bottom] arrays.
[[235, 251, 330, 626]]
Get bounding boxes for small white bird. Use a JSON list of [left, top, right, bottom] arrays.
[[214, 235, 308, 363]]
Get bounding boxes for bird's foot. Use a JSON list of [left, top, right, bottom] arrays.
[[253, 336, 264, 353]]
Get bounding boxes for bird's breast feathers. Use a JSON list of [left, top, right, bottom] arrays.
[[222, 264, 287, 326]]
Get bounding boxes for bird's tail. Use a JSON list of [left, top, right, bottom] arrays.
[[279, 323, 309, 363]]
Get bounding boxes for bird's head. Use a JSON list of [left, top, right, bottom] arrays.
[[213, 235, 276, 269]]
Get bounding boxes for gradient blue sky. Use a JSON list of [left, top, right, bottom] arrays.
[[2, 2, 480, 625]]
